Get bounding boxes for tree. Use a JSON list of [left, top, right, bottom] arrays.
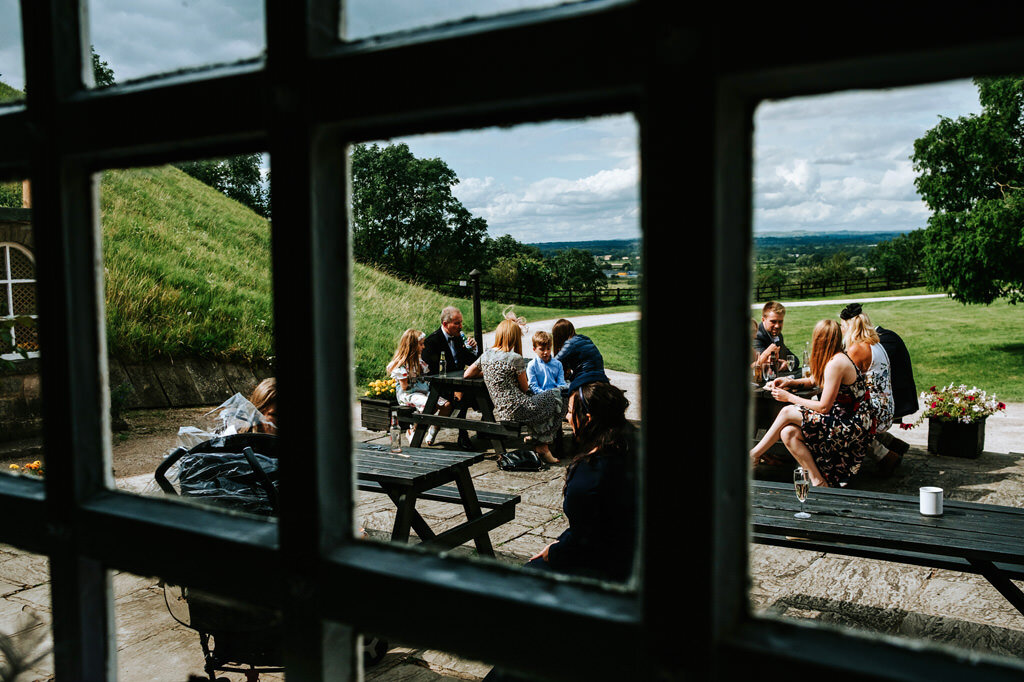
[[871, 230, 925, 281], [488, 254, 551, 296], [912, 75, 1024, 304], [351, 143, 489, 281], [91, 46, 115, 87], [549, 248, 606, 292], [484, 234, 542, 267], [176, 155, 270, 218], [754, 264, 788, 290]]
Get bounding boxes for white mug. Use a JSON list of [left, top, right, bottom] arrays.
[[920, 487, 943, 516]]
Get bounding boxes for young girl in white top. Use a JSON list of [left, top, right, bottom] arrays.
[[386, 328, 451, 444]]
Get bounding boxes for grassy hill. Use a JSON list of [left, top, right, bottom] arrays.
[[0, 81, 23, 104], [99, 165, 636, 385]]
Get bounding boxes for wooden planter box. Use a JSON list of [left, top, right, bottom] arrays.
[[927, 417, 986, 459], [360, 397, 397, 432]]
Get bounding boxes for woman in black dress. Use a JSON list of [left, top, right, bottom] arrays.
[[526, 381, 637, 582]]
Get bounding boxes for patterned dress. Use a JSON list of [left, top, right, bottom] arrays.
[[480, 348, 565, 444], [866, 343, 894, 435], [800, 352, 873, 487]]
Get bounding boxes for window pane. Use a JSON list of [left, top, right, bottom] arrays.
[[0, 0, 25, 105], [0, 207, 42, 456], [344, 0, 586, 42], [116, 571, 283, 680], [100, 156, 277, 526], [87, 0, 264, 87], [750, 78, 1024, 662], [0, 546, 53, 679], [350, 115, 641, 586]]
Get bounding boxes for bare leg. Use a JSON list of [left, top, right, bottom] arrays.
[[751, 405, 803, 462], [779, 424, 828, 486], [750, 405, 828, 486], [535, 442, 558, 464]]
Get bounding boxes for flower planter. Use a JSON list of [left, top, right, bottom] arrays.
[[360, 397, 397, 432], [927, 417, 986, 459]]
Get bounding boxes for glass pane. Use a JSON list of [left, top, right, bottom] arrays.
[[87, 0, 265, 87], [0, 218, 42, 458], [749, 78, 1024, 661], [344, 0, 586, 42], [0, 0, 25, 105], [100, 155, 277, 524], [350, 115, 641, 585], [0, 546, 53, 678], [115, 571, 283, 680]]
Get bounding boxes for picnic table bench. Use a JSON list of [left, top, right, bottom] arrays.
[[405, 373, 524, 454], [751, 480, 1024, 616], [355, 442, 519, 557]]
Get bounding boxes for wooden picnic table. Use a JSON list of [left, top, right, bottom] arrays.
[[354, 441, 519, 557], [406, 372, 522, 453], [751, 480, 1024, 616]]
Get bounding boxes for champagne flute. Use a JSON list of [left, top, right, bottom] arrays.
[[786, 354, 797, 374], [794, 467, 811, 519], [763, 361, 776, 384]]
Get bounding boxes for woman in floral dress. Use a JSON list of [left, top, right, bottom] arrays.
[[464, 318, 565, 464], [750, 319, 874, 487]]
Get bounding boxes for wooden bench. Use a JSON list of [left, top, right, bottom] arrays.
[[751, 481, 1024, 616]]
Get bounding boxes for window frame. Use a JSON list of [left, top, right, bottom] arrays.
[[0, 1, 1023, 680]]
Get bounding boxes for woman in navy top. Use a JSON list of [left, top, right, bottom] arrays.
[[551, 319, 611, 392], [527, 381, 637, 582]]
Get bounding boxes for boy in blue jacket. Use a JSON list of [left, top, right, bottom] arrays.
[[527, 331, 569, 394]]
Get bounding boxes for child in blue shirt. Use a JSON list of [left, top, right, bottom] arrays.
[[527, 331, 569, 394]]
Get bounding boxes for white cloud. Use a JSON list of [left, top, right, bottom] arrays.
[[754, 79, 982, 232], [453, 164, 639, 243]]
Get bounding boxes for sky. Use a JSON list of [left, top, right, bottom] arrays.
[[0, 0, 988, 242]]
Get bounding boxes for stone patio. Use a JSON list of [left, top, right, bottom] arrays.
[[0, 398, 1022, 679]]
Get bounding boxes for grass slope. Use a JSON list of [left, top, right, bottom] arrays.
[[102, 167, 275, 363], [100, 165, 637, 384], [0, 81, 23, 104]]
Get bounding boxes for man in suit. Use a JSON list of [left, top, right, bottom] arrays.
[[874, 322, 918, 474], [753, 301, 799, 371], [422, 306, 478, 449]]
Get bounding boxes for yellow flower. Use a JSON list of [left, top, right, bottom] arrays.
[[31, 461, 40, 468], [9, 464, 18, 470]]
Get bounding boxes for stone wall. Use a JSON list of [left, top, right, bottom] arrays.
[[0, 357, 274, 442]]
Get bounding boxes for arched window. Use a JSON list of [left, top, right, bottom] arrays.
[[0, 242, 38, 357]]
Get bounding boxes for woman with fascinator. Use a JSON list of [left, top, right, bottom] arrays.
[[464, 311, 565, 464]]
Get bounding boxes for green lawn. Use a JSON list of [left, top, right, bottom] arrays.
[[582, 321, 639, 374], [772, 297, 1024, 402]]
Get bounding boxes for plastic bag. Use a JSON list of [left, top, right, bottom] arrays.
[[176, 392, 273, 449]]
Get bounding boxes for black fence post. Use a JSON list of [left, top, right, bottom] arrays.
[[470, 269, 483, 351]]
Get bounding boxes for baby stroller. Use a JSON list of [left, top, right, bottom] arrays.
[[154, 432, 387, 680]]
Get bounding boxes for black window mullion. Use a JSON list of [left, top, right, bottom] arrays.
[[21, 1, 115, 679], [266, 0, 359, 679]]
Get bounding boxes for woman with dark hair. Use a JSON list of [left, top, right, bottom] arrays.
[[526, 381, 637, 582], [551, 318, 610, 392]]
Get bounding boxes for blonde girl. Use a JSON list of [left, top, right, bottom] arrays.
[[839, 304, 895, 467], [387, 328, 451, 444]]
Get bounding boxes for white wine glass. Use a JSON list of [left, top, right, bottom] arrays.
[[794, 467, 811, 519], [786, 354, 797, 373], [763, 362, 776, 384]]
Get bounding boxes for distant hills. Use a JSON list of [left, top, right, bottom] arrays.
[[528, 238, 641, 257], [525, 232, 908, 255]]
